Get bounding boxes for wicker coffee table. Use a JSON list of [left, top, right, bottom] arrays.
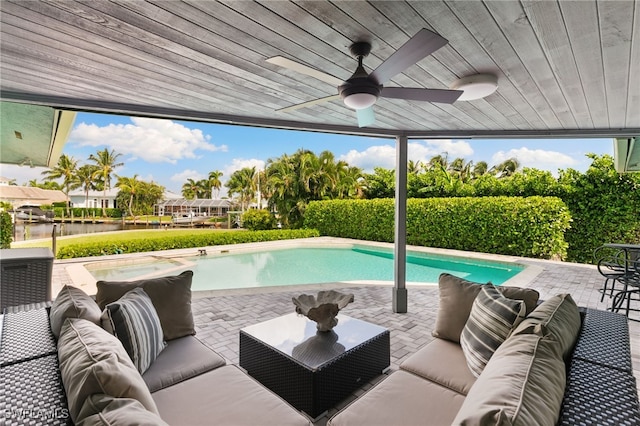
[[239, 313, 390, 419]]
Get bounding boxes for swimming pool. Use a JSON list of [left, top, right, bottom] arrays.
[[85, 245, 524, 291]]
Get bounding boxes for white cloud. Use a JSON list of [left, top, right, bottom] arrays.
[[222, 158, 266, 180], [0, 165, 49, 186], [69, 117, 227, 164], [170, 169, 206, 183], [338, 139, 474, 171], [492, 147, 577, 171], [340, 145, 396, 170]]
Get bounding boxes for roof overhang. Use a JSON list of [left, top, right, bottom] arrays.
[[0, 101, 76, 167], [614, 137, 640, 173], [1, 1, 639, 163]]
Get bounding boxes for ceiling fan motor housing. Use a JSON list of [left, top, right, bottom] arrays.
[[338, 77, 381, 101], [339, 41, 381, 109]]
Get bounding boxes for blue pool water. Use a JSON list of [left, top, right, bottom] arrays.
[[86, 246, 524, 291]]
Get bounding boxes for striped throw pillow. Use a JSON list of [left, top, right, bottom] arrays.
[[103, 287, 166, 374], [460, 284, 526, 377]]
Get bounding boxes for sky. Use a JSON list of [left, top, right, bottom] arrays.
[[1, 111, 613, 196]]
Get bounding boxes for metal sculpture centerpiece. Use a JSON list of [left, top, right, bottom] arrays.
[[292, 290, 355, 332]]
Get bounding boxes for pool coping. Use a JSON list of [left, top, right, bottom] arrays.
[[55, 237, 542, 297]]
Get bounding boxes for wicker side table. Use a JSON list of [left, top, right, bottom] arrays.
[[240, 313, 390, 419], [0, 248, 54, 312]]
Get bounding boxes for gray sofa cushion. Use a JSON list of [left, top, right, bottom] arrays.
[[96, 271, 195, 341], [399, 338, 476, 396], [512, 293, 581, 360], [76, 394, 168, 426], [151, 365, 311, 426], [49, 285, 102, 339], [143, 336, 226, 393], [328, 370, 465, 426]]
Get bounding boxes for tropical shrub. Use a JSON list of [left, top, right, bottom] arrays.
[[305, 197, 570, 259], [556, 154, 640, 263], [0, 211, 12, 248], [56, 229, 320, 259], [242, 209, 276, 230]]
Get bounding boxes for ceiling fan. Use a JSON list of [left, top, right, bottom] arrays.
[[267, 28, 463, 127]]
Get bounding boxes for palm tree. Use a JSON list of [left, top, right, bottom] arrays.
[[473, 161, 488, 177], [75, 164, 100, 215], [266, 155, 300, 227], [116, 174, 142, 217], [226, 167, 256, 211], [337, 165, 364, 198], [407, 160, 423, 174], [448, 158, 474, 183], [42, 154, 79, 215], [208, 170, 224, 199], [137, 181, 165, 215], [28, 179, 62, 190], [491, 158, 521, 178], [89, 148, 123, 216], [299, 150, 330, 199], [181, 178, 199, 199], [195, 179, 210, 199], [426, 153, 449, 171]]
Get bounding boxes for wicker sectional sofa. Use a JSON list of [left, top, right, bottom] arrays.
[[1, 271, 639, 425], [0, 272, 311, 426], [328, 274, 640, 426]]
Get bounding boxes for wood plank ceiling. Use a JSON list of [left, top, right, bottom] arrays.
[[1, 0, 639, 138]]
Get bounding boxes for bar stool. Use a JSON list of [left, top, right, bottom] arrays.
[[610, 257, 640, 321], [596, 249, 630, 302]]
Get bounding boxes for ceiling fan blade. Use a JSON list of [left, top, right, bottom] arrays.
[[381, 87, 463, 104], [267, 56, 344, 86], [356, 106, 376, 127], [277, 94, 341, 113], [369, 29, 448, 85]]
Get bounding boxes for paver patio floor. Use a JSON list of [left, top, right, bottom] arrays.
[[53, 253, 640, 424]]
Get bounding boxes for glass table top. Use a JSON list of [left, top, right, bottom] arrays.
[[240, 313, 388, 369]]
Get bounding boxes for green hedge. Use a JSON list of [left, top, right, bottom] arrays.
[[56, 229, 320, 259], [304, 197, 570, 259], [53, 207, 123, 218]]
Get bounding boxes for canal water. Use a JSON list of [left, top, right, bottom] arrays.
[[12, 222, 163, 241]]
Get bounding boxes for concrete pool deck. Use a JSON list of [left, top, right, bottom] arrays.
[[50, 239, 639, 424]]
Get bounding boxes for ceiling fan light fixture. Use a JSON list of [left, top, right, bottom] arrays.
[[343, 92, 378, 110], [450, 73, 498, 101]]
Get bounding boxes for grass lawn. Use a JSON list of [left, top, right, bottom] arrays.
[[12, 228, 237, 251]]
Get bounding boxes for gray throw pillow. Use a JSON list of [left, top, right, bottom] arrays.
[[95, 271, 194, 340], [453, 332, 566, 425], [432, 273, 539, 343], [49, 285, 102, 339], [460, 284, 526, 377], [102, 287, 166, 374]]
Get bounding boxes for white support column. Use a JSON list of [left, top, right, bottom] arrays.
[[393, 135, 408, 313]]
